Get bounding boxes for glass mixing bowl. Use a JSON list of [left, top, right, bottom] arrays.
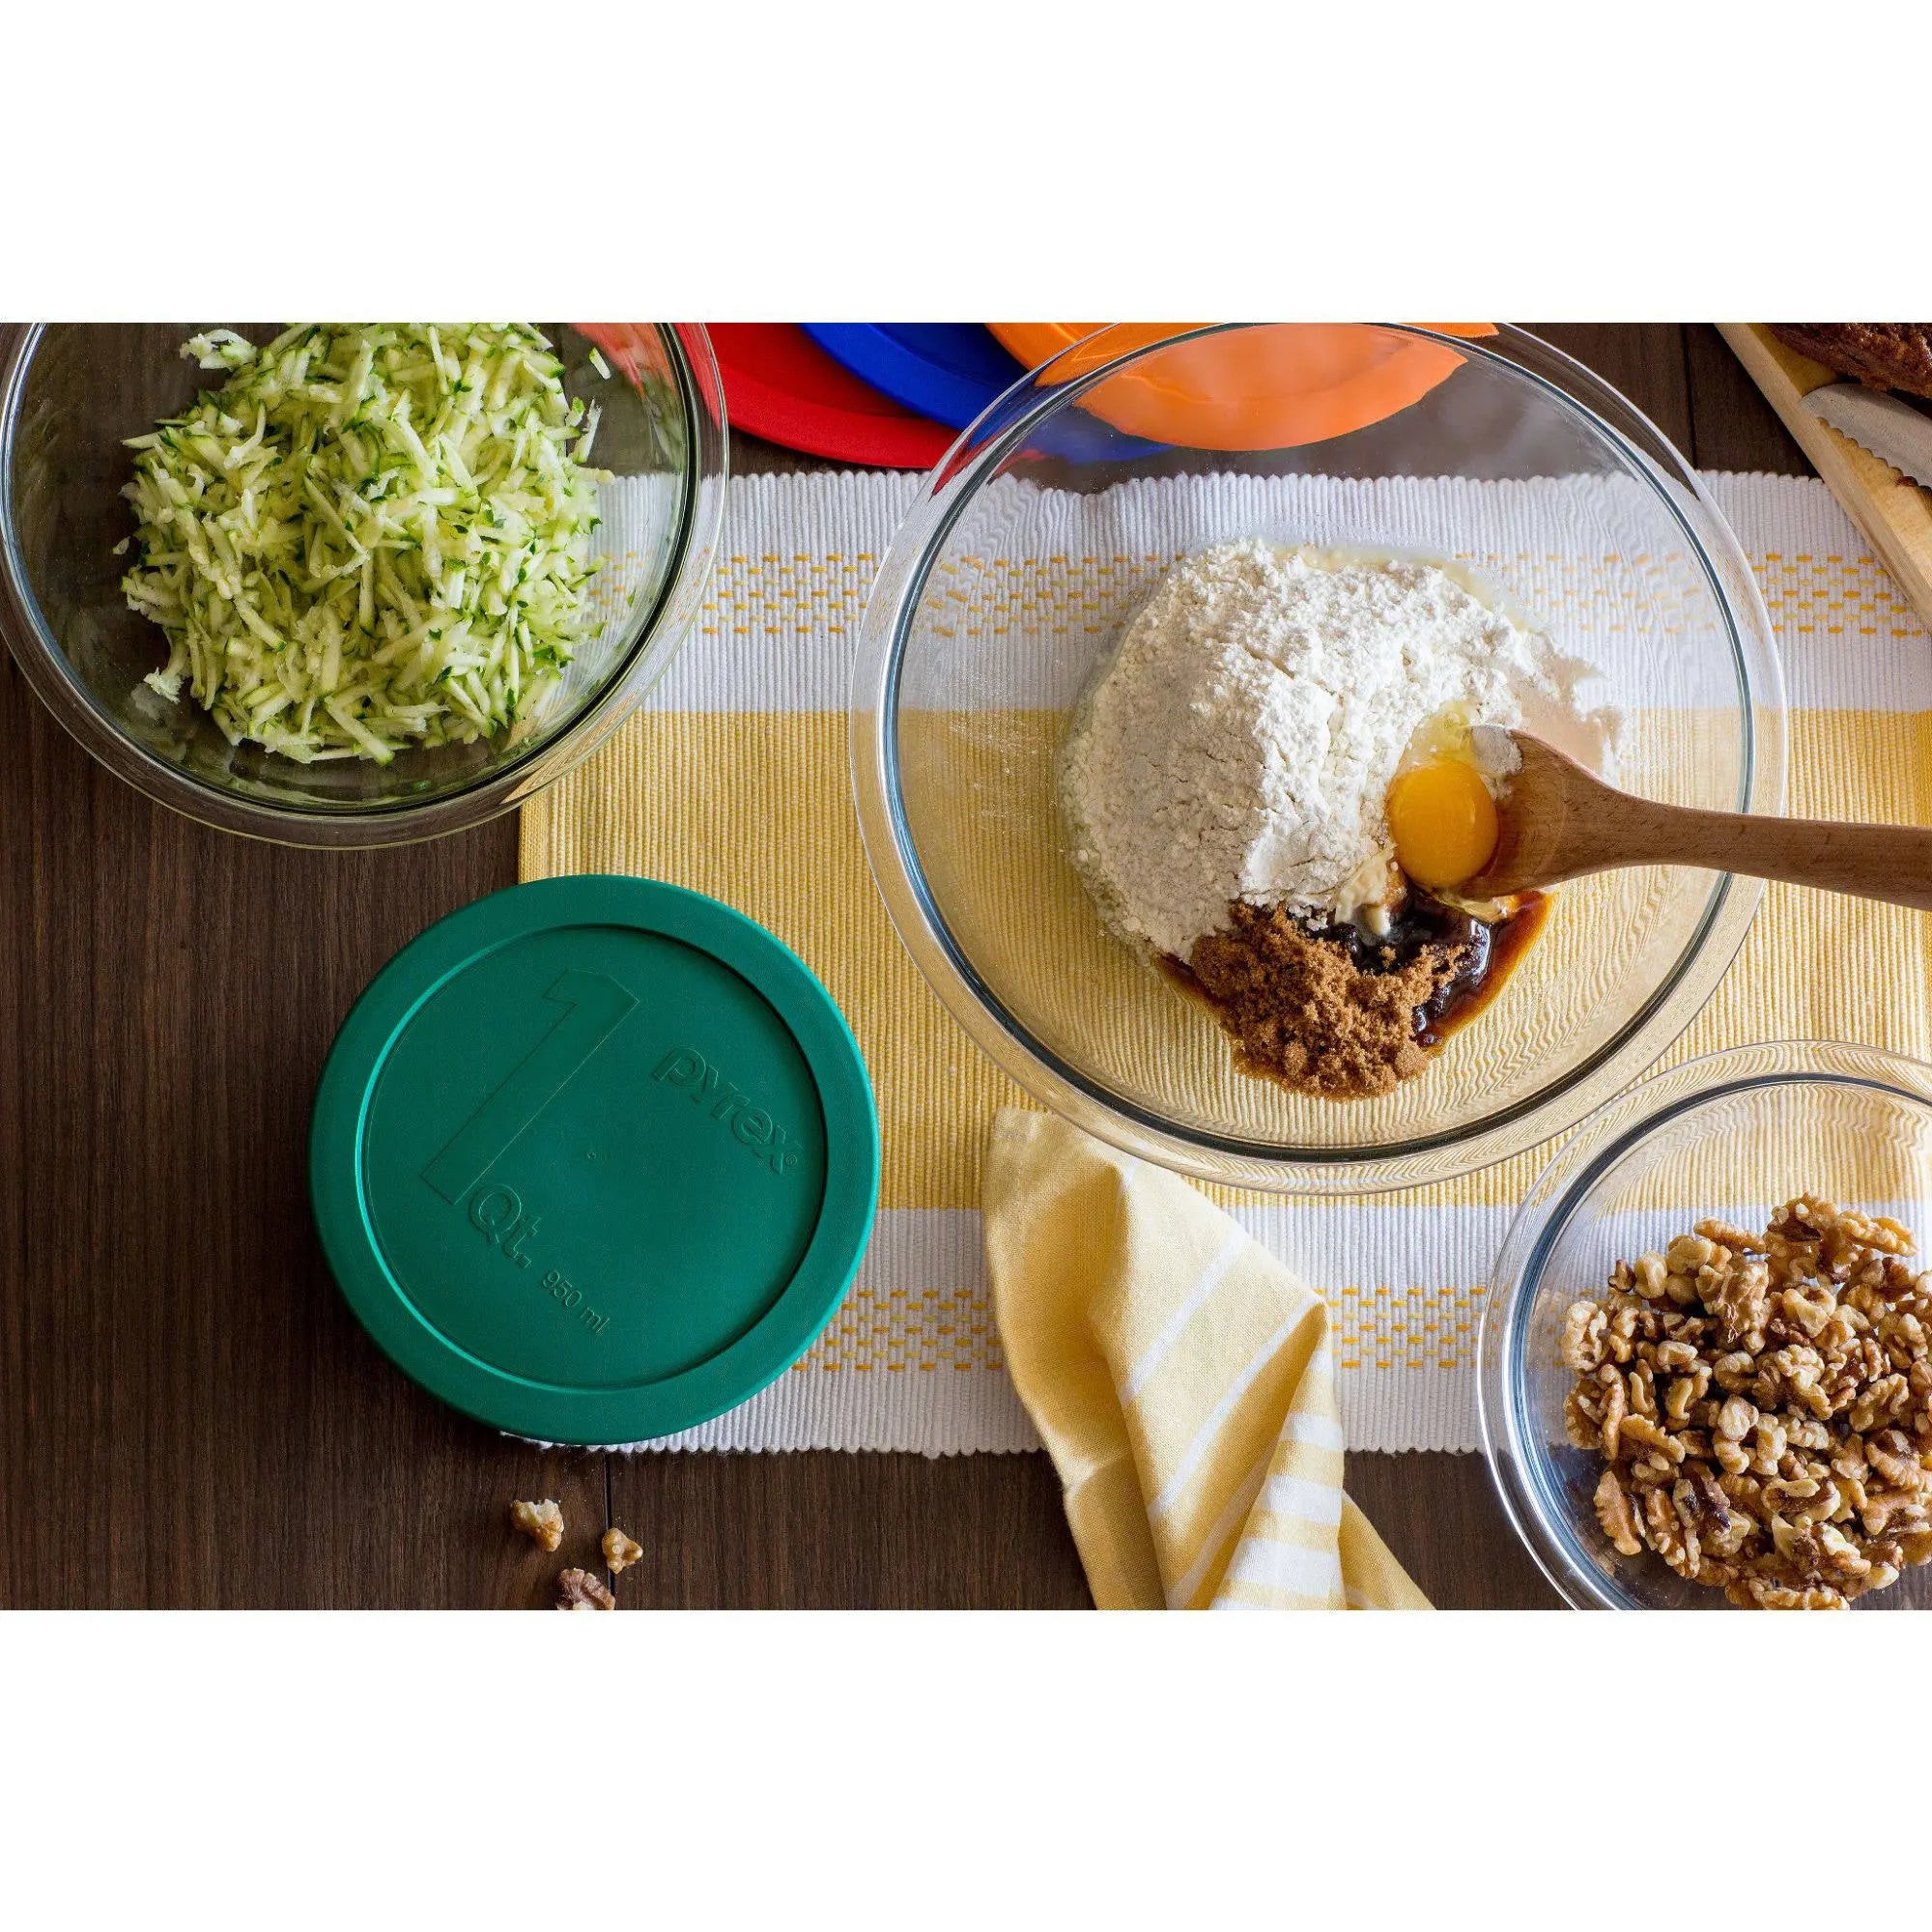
[[0, 323, 725, 845], [1480, 1040, 1932, 1610], [852, 324, 1785, 1192]]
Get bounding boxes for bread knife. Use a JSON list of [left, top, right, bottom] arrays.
[[1801, 384, 1932, 492]]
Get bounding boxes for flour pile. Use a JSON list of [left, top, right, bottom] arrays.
[[1060, 541, 1610, 958]]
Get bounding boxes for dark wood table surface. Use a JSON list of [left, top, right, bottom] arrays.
[[0, 326, 1809, 1608]]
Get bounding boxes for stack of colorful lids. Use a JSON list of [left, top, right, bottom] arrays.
[[705, 323, 1495, 468]]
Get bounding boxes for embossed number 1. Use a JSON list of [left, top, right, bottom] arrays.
[[421, 969, 639, 1205]]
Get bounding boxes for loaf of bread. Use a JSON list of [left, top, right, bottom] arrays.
[[1769, 324, 1932, 401]]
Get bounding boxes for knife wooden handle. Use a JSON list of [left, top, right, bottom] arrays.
[[1719, 324, 1932, 636]]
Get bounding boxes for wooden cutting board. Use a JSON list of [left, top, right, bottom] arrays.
[[1720, 325, 1932, 632]]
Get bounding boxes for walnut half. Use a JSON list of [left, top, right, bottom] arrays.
[[1593, 1468, 1643, 1556], [556, 1568, 616, 1611]]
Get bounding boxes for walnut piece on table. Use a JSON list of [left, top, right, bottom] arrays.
[[555, 1568, 616, 1611], [509, 1498, 564, 1552], [1561, 1197, 1932, 1609], [602, 1526, 643, 1575]]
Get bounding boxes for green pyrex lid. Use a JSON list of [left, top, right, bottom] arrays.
[[309, 876, 879, 1445]]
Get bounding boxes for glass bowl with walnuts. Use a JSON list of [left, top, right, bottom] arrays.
[[1479, 1041, 1932, 1609]]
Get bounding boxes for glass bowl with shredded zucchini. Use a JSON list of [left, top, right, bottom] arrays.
[[0, 323, 725, 844]]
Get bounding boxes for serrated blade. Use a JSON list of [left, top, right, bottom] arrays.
[[1802, 384, 1932, 491]]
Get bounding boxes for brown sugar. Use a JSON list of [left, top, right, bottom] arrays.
[[1176, 901, 1468, 1100]]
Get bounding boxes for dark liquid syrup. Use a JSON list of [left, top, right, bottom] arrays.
[[1418, 892, 1548, 1044], [1297, 889, 1549, 1046]]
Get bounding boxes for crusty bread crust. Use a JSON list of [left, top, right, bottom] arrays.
[[1769, 324, 1932, 401]]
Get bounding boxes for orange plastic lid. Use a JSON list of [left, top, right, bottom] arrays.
[[985, 323, 1497, 452]]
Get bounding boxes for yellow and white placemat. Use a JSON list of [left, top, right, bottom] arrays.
[[523, 469, 1932, 1454]]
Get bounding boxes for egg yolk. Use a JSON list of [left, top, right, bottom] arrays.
[[1386, 756, 1499, 891]]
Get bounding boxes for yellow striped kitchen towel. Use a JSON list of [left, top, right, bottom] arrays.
[[984, 1108, 1429, 1609]]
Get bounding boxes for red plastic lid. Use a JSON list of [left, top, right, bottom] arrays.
[[706, 324, 952, 468]]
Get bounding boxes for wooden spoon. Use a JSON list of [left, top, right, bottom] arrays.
[[1464, 728, 1932, 911]]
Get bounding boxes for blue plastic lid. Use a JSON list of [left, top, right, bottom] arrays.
[[802, 323, 1163, 460]]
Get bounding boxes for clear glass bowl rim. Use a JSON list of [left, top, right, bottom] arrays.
[[1477, 1036, 1932, 1608], [850, 322, 1789, 1194], [0, 321, 728, 849]]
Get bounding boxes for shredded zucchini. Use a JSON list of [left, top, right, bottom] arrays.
[[121, 324, 610, 764]]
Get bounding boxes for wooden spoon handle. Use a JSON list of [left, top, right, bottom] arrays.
[[1592, 799, 1932, 912]]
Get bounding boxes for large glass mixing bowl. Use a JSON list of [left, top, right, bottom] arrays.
[[0, 323, 725, 845], [852, 325, 1785, 1192]]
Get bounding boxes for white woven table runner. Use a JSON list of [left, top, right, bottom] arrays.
[[522, 469, 1932, 1454]]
